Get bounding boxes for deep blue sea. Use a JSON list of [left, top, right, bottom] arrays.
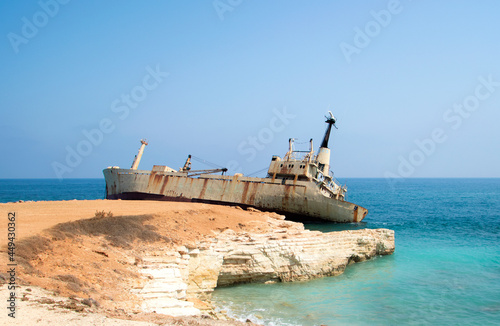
[[0, 179, 105, 203], [1, 178, 499, 325]]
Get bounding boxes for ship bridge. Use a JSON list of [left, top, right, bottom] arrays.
[[266, 137, 346, 200]]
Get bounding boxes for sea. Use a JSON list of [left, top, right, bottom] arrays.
[[1, 178, 499, 325]]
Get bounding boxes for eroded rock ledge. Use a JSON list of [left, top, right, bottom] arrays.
[[134, 213, 394, 316]]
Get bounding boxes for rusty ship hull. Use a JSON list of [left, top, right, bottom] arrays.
[[103, 168, 367, 223]]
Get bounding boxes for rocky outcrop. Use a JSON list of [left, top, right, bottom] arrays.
[[215, 225, 394, 287], [133, 213, 395, 316]]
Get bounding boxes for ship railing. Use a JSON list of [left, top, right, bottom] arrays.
[[199, 173, 285, 185], [285, 150, 314, 162], [330, 175, 342, 188], [117, 170, 151, 176], [314, 170, 346, 197], [325, 170, 344, 191]]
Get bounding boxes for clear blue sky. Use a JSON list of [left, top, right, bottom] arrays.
[[1, 0, 499, 179]]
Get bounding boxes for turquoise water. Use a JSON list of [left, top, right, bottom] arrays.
[[1, 178, 499, 325], [212, 179, 500, 325]]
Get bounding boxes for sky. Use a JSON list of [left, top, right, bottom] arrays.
[[1, 0, 499, 180]]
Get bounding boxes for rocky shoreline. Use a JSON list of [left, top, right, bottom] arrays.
[[0, 200, 394, 324]]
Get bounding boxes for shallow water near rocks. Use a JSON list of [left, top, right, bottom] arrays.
[[212, 178, 500, 325]]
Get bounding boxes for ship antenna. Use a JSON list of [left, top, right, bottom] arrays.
[[320, 111, 337, 149]]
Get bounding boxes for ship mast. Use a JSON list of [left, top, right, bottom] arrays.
[[131, 139, 148, 170], [317, 112, 337, 174]]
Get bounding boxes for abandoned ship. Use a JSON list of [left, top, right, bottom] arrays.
[[103, 112, 368, 223]]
